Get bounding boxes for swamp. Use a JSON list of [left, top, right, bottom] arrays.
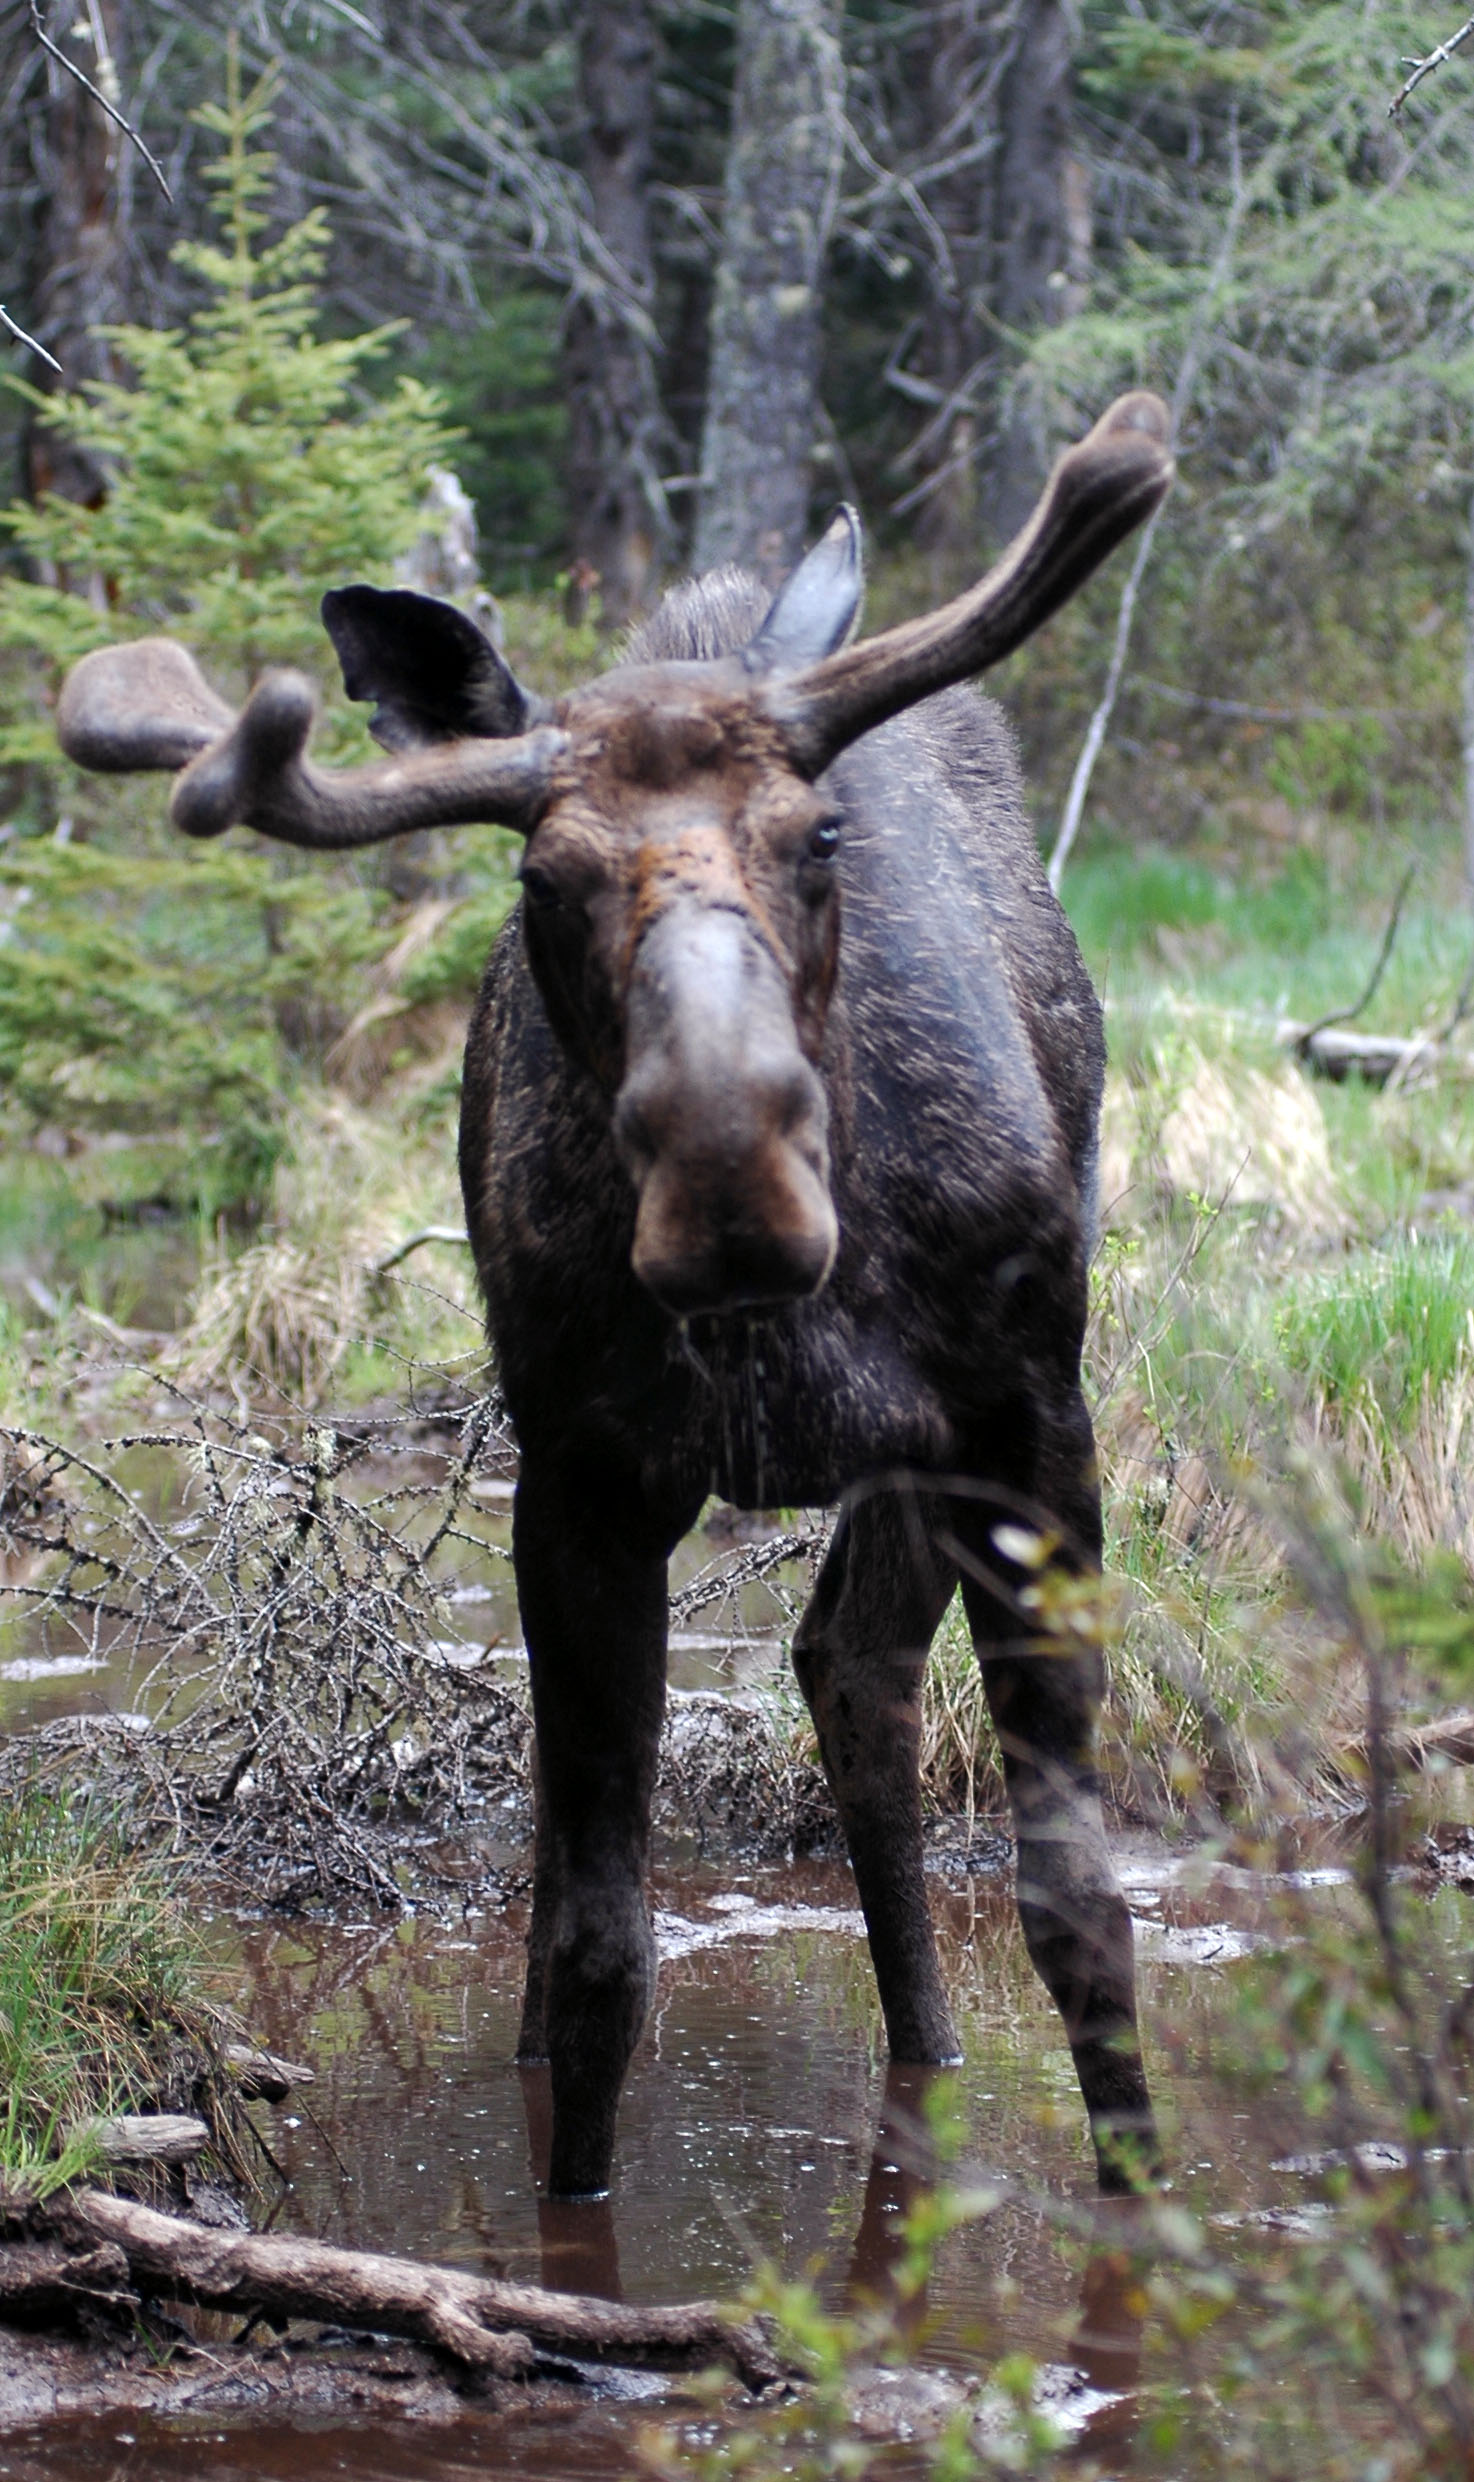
[[9, 3, 1474, 2476]]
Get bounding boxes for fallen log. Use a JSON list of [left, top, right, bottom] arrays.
[[224, 2044, 315, 2104], [57, 2191, 785, 2390], [77, 2116, 209, 2166], [1276, 1021, 1456, 1085], [0, 2239, 134, 2318]]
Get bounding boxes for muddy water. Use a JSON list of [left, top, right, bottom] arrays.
[[0, 1842, 1413, 2482]]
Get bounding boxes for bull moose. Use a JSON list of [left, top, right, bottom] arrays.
[[59, 391, 1172, 2200]]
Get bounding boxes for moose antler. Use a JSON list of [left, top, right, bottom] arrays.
[[768, 392, 1173, 776], [55, 392, 1170, 845], [56, 640, 567, 847]]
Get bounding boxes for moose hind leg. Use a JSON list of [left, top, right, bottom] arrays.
[[954, 1420, 1158, 2190], [793, 1488, 961, 2063], [513, 1461, 682, 2200]]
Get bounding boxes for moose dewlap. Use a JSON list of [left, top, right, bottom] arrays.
[[59, 393, 1172, 2200]]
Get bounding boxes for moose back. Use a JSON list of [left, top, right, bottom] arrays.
[[59, 392, 1172, 2199]]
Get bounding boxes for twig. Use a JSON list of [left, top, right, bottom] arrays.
[[371, 1226, 471, 1277], [1436, 940, 1474, 1043], [0, 306, 61, 372], [1047, 114, 1247, 895], [1389, 15, 1474, 115], [1129, 676, 1446, 727], [1292, 862, 1415, 1059], [29, 0, 173, 201]]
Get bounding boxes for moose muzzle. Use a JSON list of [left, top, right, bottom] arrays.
[[614, 904, 837, 1317]]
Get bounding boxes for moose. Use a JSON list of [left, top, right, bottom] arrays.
[[59, 391, 1172, 2201]]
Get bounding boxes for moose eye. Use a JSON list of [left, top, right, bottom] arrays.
[[805, 818, 842, 866], [519, 861, 561, 911]]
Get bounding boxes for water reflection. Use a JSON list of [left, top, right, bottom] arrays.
[[0, 1851, 1411, 2479]]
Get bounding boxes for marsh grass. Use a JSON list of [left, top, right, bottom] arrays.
[[0, 1778, 252, 2188]]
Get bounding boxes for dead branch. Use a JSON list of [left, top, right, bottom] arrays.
[[1274, 1024, 1446, 1085], [78, 2115, 209, 2166], [371, 1226, 471, 1278], [0, 2238, 133, 2318], [29, 0, 173, 201], [224, 2045, 315, 2104], [1047, 111, 1245, 894], [56, 2191, 786, 2389], [0, 1394, 529, 1907], [1291, 863, 1415, 1062], [0, 305, 62, 371], [1389, 15, 1474, 115]]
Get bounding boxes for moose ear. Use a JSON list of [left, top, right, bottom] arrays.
[[744, 507, 864, 673], [320, 585, 549, 750]]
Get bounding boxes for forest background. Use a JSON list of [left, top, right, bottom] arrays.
[[9, 0, 1474, 1796], [10, 15, 1474, 2471]]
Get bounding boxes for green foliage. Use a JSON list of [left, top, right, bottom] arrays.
[[0, 1777, 239, 2185], [409, 291, 568, 588], [1275, 1238, 1474, 1428], [0, 49, 453, 726], [0, 56, 456, 1216]]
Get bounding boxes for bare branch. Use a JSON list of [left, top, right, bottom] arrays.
[[29, 0, 173, 201], [370, 1227, 471, 1278], [0, 303, 61, 370], [1292, 862, 1416, 1057], [1047, 114, 1247, 895], [1389, 15, 1474, 116]]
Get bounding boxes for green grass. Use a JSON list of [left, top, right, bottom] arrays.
[[1275, 1237, 1474, 1427], [0, 1780, 249, 2188]]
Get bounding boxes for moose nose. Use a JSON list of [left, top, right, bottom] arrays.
[[615, 906, 838, 1317]]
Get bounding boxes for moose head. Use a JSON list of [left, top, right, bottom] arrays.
[[58, 391, 1171, 1322]]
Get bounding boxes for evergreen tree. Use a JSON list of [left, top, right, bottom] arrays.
[[1, 45, 452, 756], [0, 57, 457, 1214]]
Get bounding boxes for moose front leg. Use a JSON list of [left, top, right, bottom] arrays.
[[793, 1488, 961, 2064], [952, 1403, 1159, 2192], [512, 1459, 687, 2200]]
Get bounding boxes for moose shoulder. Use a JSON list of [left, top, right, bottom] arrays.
[[59, 392, 1173, 2202]]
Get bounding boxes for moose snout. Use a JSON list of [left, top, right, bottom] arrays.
[[615, 906, 838, 1317]]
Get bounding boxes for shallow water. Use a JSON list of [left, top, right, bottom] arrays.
[[0, 1467, 804, 1736], [0, 1841, 1417, 2482]]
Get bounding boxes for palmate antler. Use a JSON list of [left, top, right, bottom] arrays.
[[56, 639, 567, 847], [55, 392, 1171, 843]]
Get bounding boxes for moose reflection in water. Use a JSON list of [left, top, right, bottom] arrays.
[[523, 2050, 1144, 2453], [59, 392, 1172, 2204]]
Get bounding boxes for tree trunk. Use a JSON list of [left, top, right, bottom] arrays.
[[24, 0, 129, 512], [905, 2, 1007, 590], [562, 0, 669, 629], [983, 0, 1089, 545], [692, 0, 844, 583]]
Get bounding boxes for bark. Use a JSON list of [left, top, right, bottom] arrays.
[[901, 2, 1006, 587], [23, 0, 129, 510], [1276, 1024, 1446, 1085], [984, 0, 1089, 544], [57, 2191, 787, 2388], [81, 2116, 209, 2165], [0, 2238, 133, 2317], [562, 0, 670, 627], [1462, 474, 1474, 898], [693, 0, 844, 582]]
